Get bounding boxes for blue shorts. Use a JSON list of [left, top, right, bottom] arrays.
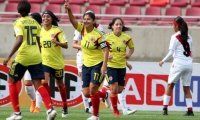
[[9, 61, 44, 81], [106, 67, 126, 86], [43, 65, 64, 80], [82, 62, 104, 88]]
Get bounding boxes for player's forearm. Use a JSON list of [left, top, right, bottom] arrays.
[[102, 47, 109, 67], [72, 43, 81, 50], [67, 9, 78, 29], [127, 48, 134, 57], [58, 42, 68, 49]]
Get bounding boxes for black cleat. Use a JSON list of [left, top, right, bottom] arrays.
[[85, 108, 91, 114], [183, 111, 194, 116], [162, 108, 168, 115]]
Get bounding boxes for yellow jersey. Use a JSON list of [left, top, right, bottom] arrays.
[[76, 22, 105, 67], [40, 25, 68, 69], [105, 32, 134, 68], [13, 16, 41, 66]]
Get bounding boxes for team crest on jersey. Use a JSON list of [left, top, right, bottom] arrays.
[[109, 76, 113, 81], [51, 33, 55, 38], [122, 40, 127, 44], [90, 37, 95, 42]]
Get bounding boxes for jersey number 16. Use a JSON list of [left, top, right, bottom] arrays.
[[24, 26, 37, 45]]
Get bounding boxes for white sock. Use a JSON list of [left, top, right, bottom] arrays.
[[186, 98, 193, 108], [163, 94, 171, 106], [118, 89, 127, 111], [36, 91, 42, 108], [25, 85, 36, 101], [81, 91, 89, 110]]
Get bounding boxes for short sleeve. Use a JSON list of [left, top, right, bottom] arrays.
[[73, 30, 81, 41], [58, 31, 68, 43], [76, 22, 84, 33], [97, 24, 104, 33], [127, 38, 134, 49], [14, 22, 23, 37]]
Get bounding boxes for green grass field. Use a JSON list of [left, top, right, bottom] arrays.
[[0, 107, 199, 120]]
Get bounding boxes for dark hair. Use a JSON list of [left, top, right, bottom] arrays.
[[17, 0, 31, 17], [83, 12, 97, 27], [174, 16, 190, 57], [30, 12, 42, 25], [42, 10, 60, 26], [108, 17, 132, 32]]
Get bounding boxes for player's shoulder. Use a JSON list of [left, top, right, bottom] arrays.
[[93, 28, 104, 36], [51, 25, 64, 32], [121, 32, 131, 39], [104, 32, 113, 38]]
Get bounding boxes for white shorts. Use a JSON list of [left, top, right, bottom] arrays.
[[76, 50, 83, 73], [24, 70, 32, 81], [168, 62, 193, 86]]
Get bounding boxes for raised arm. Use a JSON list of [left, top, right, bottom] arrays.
[[64, 1, 78, 29]]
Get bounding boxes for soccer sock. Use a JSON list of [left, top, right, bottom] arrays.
[[35, 90, 42, 108], [110, 92, 118, 112], [118, 90, 127, 111], [91, 93, 100, 116], [163, 94, 171, 108], [37, 85, 52, 110], [25, 84, 36, 101], [8, 81, 20, 112], [42, 83, 50, 95], [81, 91, 89, 110], [186, 98, 193, 111], [58, 84, 67, 108]]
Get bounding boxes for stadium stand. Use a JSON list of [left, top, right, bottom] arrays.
[[85, 5, 101, 19], [89, 0, 107, 5], [129, 0, 149, 6], [109, 0, 128, 6], [30, 4, 41, 13], [184, 7, 200, 23], [48, 0, 65, 4], [150, 0, 170, 7], [68, 0, 86, 5], [170, 0, 190, 7], [122, 6, 141, 22], [140, 7, 161, 22], [28, 0, 45, 4], [160, 7, 181, 22], [8, 0, 20, 3], [101, 6, 121, 21], [45, 4, 61, 14], [191, 0, 200, 7], [0, 0, 5, 2]]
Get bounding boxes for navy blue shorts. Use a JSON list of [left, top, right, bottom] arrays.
[[106, 67, 126, 86], [82, 62, 104, 88], [43, 65, 64, 80], [9, 61, 44, 81]]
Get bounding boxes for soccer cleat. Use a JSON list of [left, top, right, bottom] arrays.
[[85, 108, 91, 114], [47, 109, 57, 120], [104, 91, 111, 108], [62, 107, 68, 117], [123, 109, 137, 115], [6, 112, 22, 120], [33, 107, 40, 113], [114, 111, 121, 116], [162, 108, 168, 115], [183, 111, 194, 116], [30, 101, 36, 113], [87, 115, 100, 120]]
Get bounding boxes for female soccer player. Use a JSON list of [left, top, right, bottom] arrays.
[[3, 1, 56, 120], [159, 16, 194, 116], [72, 10, 104, 114], [40, 10, 68, 118], [24, 12, 42, 113], [102, 62, 137, 115], [65, 2, 110, 120], [104, 17, 134, 116]]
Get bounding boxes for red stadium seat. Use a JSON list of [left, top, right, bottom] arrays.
[[48, 0, 65, 4], [30, 4, 41, 13], [130, 0, 149, 6], [85, 5, 101, 19], [161, 7, 181, 22], [45, 4, 61, 14], [101, 6, 121, 21], [109, 0, 128, 6], [8, 0, 21, 3], [150, 0, 170, 7], [122, 6, 141, 22], [170, 0, 190, 7], [191, 0, 200, 7], [157, 23, 172, 26], [1, 3, 18, 19], [89, 0, 107, 5], [61, 5, 81, 20], [68, 0, 86, 5], [28, 0, 45, 4], [0, 0, 5, 2], [140, 7, 161, 22], [184, 7, 200, 23]]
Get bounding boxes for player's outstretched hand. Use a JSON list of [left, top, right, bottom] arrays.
[[64, 0, 70, 10], [3, 57, 10, 66], [159, 61, 164, 67]]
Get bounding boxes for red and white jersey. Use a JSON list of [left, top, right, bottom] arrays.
[[170, 31, 193, 64]]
